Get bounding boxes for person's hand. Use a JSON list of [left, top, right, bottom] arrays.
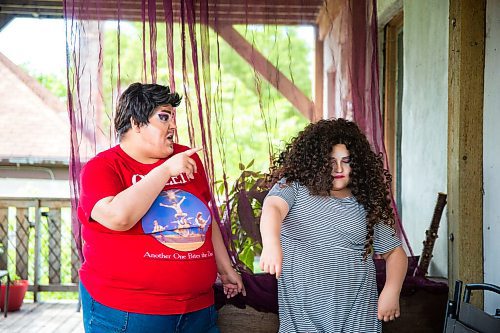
[[377, 287, 401, 322], [163, 147, 201, 179], [219, 269, 246, 298], [259, 243, 283, 279]]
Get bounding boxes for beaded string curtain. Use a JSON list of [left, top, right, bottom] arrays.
[[64, 0, 412, 313]]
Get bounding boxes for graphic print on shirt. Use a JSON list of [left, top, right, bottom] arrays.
[[142, 189, 211, 251]]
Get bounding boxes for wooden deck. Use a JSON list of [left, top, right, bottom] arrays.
[[0, 301, 279, 333], [0, 301, 84, 333], [0, 292, 447, 332]]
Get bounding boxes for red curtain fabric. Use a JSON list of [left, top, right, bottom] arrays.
[[323, 0, 413, 256]]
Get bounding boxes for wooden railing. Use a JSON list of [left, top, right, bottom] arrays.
[[0, 198, 79, 301]]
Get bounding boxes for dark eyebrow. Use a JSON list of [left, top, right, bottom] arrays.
[[157, 109, 173, 116]]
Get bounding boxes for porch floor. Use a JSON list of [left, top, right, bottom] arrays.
[[0, 301, 84, 333], [0, 290, 447, 332], [0, 301, 279, 333]]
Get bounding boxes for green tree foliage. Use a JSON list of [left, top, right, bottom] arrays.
[[30, 70, 67, 101], [211, 25, 311, 178], [100, 22, 311, 182], [32, 22, 312, 182]]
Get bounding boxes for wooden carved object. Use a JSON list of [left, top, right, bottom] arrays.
[[417, 192, 447, 276]]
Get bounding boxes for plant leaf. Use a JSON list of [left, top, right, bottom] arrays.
[[246, 159, 255, 169], [237, 190, 261, 243], [239, 244, 256, 271]]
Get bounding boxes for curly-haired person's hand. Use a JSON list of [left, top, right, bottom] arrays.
[[259, 243, 283, 279], [377, 287, 401, 322]]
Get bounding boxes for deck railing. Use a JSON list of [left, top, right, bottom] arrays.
[[0, 197, 79, 301]]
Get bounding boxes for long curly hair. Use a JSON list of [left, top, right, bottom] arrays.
[[269, 118, 395, 259]]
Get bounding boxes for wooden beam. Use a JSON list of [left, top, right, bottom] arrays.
[[447, 0, 485, 307], [213, 24, 314, 120], [0, 0, 323, 25], [0, 9, 317, 25]]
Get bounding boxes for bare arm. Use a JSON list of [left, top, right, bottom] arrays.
[[212, 220, 246, 297], [91, 148, 200, 231], [378, 246, 408, 321], [259, 196, 289, 278], [382, 246, 408, 292], [212, 220, 234, 274]]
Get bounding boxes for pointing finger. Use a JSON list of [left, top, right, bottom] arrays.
[[184, 147, 203, 156]]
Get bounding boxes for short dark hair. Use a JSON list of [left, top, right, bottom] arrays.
[[114, 82, 182, 137]]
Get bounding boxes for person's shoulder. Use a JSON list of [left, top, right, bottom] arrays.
[[274, 178, 302, 190], [83, 146, 120, 169], [276, 178, 289, 187], [97, 145, 122, 158], [281, 178, 303, 187]]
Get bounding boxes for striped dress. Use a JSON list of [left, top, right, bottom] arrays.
[[267, 180, 401, 333]]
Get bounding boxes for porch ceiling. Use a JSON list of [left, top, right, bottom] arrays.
[[0, 0, 324, 25]]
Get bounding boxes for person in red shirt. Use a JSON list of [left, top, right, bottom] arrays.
[[78, 82, 245, 333]]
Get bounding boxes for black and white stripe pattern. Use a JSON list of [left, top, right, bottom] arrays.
[[267, 180, 401, 333]]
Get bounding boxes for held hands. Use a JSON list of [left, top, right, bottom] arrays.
[[259, 243, 283, 279], [163, 147, 202, 179], [219, 269, 246, 299], [377, 287, 401, 322]]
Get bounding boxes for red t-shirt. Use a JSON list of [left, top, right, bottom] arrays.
[[78, 144, 217, 315]]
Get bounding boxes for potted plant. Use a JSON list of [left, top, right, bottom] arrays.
[[0, 273, 28, 312], [216, 161, 269, 272], [0, 244, 29, 312]]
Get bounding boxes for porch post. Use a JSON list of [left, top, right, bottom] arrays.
[[447, 0, 485, 307], [34, 200, 42, 302]]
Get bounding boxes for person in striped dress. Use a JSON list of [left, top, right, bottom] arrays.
[[260, 118, 408, 333]]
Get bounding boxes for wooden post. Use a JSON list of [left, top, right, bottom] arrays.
[[34, 200, 42, 302], [383, 12, 403, 195], [447, 0, 485, 307]]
